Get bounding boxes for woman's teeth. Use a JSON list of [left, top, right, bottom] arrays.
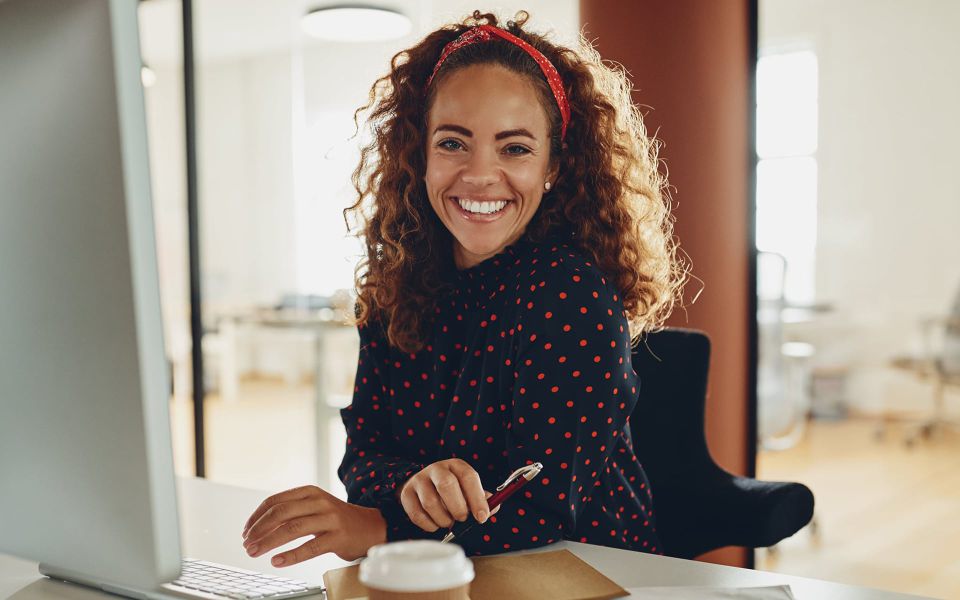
[[456, 198, 508, 215]]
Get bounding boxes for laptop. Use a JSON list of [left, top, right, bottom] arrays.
[[0, 1, 324, 598]]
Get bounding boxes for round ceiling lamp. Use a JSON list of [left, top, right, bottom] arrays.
[[301, 5, 412, 42]]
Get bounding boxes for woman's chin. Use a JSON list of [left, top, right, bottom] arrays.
[[455, 235, 511, 267]]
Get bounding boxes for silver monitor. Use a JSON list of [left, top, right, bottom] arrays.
[[0, 0, 182, 591]]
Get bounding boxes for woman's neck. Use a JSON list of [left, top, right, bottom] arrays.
[[453, 234, 525, 271]]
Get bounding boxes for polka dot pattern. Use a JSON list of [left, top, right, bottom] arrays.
[[425, 25, 571, 140], [338, 236, 660, 555]]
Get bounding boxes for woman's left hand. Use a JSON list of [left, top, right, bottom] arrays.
[[241, 485, 386, 565]]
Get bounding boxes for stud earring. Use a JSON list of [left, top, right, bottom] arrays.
[[544, 181, 552, 191]]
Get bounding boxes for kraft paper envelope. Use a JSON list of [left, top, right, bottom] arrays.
[[323, 548, 628, 600]]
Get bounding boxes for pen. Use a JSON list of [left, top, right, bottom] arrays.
[[441, 462, 544, 543]]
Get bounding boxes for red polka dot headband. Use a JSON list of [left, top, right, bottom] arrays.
[[425, 24, 571, 141]]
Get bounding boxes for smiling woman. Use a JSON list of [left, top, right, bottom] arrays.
[[241, 9, 688, 569]]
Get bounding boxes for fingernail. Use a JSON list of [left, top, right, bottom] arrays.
[[246, 544, 258, 556], [272, 556, 285, 567], [477, 510, 488, 523]]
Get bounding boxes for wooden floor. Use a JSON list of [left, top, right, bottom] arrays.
[[757, 418, 960, 599], [170, 379, 960, 599]]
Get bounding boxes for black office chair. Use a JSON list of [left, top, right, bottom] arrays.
[[628, 328, 815, 559]]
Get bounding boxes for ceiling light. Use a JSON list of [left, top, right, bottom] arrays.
[[301, 5, 412, 42]]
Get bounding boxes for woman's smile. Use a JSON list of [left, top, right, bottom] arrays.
[[447, 195, 514, 222]]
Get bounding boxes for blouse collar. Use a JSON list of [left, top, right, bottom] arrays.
[[451, 236, 530, 309]]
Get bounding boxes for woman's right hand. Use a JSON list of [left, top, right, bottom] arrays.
[[398, 458, 499, 532]]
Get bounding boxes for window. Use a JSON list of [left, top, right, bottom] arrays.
[[295, 110, 366, 295], [756, 50, 819, 304]]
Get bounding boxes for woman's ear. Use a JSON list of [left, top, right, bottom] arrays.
[[546, 162, 560, 189]]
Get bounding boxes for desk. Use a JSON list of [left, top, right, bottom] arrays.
[[0, 478, 933, 600]]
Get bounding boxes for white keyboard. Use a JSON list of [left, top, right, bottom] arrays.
[[161, 558, 325, 599]]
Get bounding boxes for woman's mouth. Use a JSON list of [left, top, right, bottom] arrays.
[[448, 196, 512, 222]]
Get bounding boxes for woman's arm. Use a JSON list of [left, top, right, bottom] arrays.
[[239, 319, 432, 567], [458, 264, 641, 554], [337, 319, 435, 541]]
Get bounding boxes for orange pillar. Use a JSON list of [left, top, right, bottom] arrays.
[[580, 0, 757, 568]]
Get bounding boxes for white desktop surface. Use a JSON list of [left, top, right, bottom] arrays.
[[0, 477, 934, 600]]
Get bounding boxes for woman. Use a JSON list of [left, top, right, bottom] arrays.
[[241, 11, 684, 568]]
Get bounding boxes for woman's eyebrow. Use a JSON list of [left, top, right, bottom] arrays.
[[433, 124, 538, 141]]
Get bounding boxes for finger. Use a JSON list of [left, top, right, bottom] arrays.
[[400, 484, 440, 532], [242, 486, 320, 537], [270, 534, 330, 568], [485, 491, 501, 516], [430, 470, 470, 522], [244, 497, 329, 546], [449, 463, 488, 522], [246, 514, 333, 558], [417, 482, 455, 529], [243, 487, 312, 535]]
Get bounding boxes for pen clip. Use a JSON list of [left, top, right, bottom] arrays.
[[495, 462, 543, 491]]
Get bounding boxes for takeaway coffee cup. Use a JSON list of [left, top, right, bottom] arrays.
[[359, 540, 474, 600]]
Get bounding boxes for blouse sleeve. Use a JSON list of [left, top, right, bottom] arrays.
[[338, 319, 435, 542], [457, 265, 639, 555]]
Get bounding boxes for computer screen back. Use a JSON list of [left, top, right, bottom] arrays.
[[0, 0, 181, 589]]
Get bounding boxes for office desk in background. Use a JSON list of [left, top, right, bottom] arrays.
[[0, 478, 935, 600], [208, 307, 354, 491]]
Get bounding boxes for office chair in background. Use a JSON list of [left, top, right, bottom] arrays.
[[628, 328, 815, 560], [757, 251, 821, 450], [888, 283, 960, 446]]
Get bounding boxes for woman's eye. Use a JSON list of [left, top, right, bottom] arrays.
[[438, 139, 464, 151], [504, 145, 531, 155]]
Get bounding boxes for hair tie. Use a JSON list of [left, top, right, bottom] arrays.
[[425, 24, 571, 141]]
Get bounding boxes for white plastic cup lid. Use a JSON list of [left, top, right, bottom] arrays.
[[359, 540, 475, 592]]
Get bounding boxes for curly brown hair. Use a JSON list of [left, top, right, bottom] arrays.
[[343, 10, 687, 354]]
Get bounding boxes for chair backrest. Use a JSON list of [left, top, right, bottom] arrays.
[[629, 328, 713, 481], [628, 328, 720, 558]]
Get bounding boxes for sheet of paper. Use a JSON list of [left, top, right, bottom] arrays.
[[626, 585, 794, 599]]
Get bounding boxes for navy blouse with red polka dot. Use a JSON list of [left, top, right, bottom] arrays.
[[338, 236, 661, 555]]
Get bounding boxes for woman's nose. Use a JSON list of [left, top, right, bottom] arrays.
[[460, 151, 501, 186]]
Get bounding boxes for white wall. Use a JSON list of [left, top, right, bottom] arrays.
[[198, 54, 300, 309], [145, 55, 307, 381], [762, 0, 960, 411]]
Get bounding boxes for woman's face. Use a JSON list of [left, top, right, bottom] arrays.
[[425, 64, 557, 270]]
